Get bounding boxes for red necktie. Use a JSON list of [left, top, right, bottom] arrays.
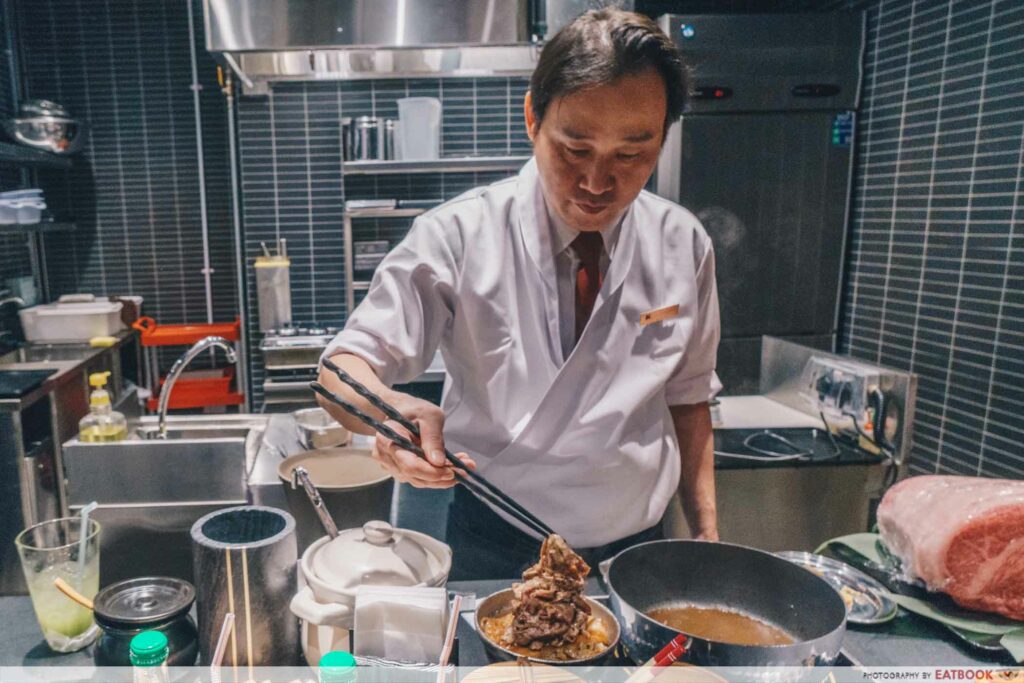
[[571, 231, 605, 343]]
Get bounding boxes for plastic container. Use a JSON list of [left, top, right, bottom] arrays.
[[255, 255, 292, 332], [20, 300, 125, 342], [0, 200, 16, 224], [397, 98, 441, 161], [79, 371, 128, 442], [16, 200, 43, 224], [0, 189, 44, 201], [0, 191, 46, 225]]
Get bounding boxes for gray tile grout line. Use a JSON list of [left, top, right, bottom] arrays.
[[932, 1, 997, 474], [876, 0, 918, 368], [846, 0, 884, 354], [906, 0, 953, 405]]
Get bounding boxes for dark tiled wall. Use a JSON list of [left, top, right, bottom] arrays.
[[801, 0, 1024, 478], [15, 0, 236, 347], [236, 77, 531, 406]]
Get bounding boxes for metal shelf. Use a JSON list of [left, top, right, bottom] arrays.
[[351, 281, 371, 291], [345, 207, 426, 219], [0, 221, 76, 234], [0, 142, 73, 170], [342, 155, 529, 176]]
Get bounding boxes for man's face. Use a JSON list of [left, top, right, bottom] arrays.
[[525, 68, 667, 232]]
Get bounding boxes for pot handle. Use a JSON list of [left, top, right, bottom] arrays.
[[290, 586, 351, 626], [598, 557, 613, 590]]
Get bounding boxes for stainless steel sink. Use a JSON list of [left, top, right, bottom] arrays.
[[136, 426, 254, 440], [131, 415, 268, 442], [0, 343, 95, 365], [63, 414, 270, 506]]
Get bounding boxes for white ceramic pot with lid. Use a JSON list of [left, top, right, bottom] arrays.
[[290, 520, 452, 664]]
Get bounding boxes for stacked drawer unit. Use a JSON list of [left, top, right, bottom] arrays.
[[259, 325, 338, 409]]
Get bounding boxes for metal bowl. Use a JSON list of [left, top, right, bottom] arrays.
[[775, 551, 898, 625], [292, 406, 350, 450], [474, 588, 620, 666], [3, 116, 87, 154]]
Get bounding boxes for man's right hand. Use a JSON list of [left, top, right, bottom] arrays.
[[372, 392, 477, 489]]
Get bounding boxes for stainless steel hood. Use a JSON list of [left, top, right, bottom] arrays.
[[204, 0, 630, 91]]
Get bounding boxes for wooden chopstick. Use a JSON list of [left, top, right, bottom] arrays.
[[310, 381, 555, 540], [319, 359, 557, 538]]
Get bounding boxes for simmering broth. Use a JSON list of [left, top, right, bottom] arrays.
[[647, 605, 794, 646]]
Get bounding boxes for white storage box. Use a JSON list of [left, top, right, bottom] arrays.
[[19, 300, 125, 342]]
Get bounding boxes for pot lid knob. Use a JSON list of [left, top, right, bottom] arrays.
[[363, 521, 395, 546]]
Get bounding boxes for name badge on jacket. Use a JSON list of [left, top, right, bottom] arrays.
[[639, 304, 680, 327]]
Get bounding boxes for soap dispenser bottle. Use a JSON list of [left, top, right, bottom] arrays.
[[78, 371, 127, 442]]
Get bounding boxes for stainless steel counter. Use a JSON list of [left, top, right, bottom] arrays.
[[0, 332, 139, 595], [0, 331, 136, 413]]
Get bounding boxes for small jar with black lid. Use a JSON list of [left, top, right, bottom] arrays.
[[92, 577, 198, 667]]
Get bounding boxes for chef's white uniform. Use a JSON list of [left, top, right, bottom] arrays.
[[323, 158, 721, 548]]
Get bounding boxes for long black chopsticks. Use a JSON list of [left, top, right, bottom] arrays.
[[311, 359, 556, 541]]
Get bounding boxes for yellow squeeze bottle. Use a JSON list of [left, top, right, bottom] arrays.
[[78, 372, 127, 442]]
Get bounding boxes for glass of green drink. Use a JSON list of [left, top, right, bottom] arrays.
[[15, 516, 101, 652]]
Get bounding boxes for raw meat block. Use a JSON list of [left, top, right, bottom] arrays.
[[877, 475, 1024, 621]]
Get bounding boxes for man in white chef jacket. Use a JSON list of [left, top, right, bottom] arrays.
[[318, 8, 721, 579]]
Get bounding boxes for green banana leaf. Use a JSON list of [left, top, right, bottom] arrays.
[[893, 595, 1023, 635], [815, 532, 886, 564], [817, 533, 1024, 662], [1000, 629, 1024, 663]]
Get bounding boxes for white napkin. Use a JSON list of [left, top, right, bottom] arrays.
[[353, 585, 449, 663]]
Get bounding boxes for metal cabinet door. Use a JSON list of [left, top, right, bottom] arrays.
[[659, 111, 852, 341]]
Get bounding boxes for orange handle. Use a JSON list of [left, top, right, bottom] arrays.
[[132, 316, 156, 333]]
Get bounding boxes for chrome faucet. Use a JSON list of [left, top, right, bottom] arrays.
[[157, 335, 238, 438]]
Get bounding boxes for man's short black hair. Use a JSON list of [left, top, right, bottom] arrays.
[[529, 8, 689, 137]]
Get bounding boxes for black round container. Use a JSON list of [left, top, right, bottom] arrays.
[[92, 577, 198, 667]]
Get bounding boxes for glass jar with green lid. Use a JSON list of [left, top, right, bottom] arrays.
[[319, 650, 357, 683]]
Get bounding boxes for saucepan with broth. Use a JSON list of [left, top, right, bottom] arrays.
[[602, 540, 847, 666]]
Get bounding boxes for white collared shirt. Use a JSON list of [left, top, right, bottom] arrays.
[[323, 158, 721, 547]]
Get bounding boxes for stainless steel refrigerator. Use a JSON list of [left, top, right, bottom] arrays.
[[656, 13, 864, 394]]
